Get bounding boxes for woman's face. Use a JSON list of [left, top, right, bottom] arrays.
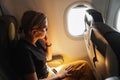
[[31, 18, 48, 41], [35, 19, 48, 39], [37, 27, 47, 39]]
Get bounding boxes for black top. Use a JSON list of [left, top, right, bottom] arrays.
[[12, 39, 48, 79]]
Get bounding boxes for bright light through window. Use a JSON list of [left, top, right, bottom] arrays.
[[116, 9, 120, 31], [67, 7, 88, 37]]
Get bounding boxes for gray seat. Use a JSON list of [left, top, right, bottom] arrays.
[[84, 9, 119, 80]]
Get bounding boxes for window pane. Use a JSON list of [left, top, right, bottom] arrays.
[[116, 9, 120, 31], [67, 7, 88, 37]]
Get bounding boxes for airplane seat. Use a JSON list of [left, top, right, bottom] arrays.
[[93, 23, 120, 80], [84, 9, 119, 79], [0, 15, 18, 80], [93, 22, 120, 67], [84, 9, 107, 79], [87, 9, 120, 76]]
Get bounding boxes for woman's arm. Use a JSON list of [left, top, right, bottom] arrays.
[[44, 34, 52, 61]]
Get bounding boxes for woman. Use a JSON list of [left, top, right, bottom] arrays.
[[12, 10, 95, 80], [12, 10, 73, 80]]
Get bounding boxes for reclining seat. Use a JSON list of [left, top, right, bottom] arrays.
[[84, 9, 119, 80], [92, 19, 120, 75], [0, 14, 18, 80], [84, 9, 107, 80]]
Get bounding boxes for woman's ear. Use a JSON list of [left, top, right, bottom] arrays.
[[32, 30, 41, 38], [31, 29, 37, 35]]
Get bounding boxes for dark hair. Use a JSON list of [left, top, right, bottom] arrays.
[[20, 10, 46, 33]]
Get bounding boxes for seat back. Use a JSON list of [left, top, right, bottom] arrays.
[[84, 9, 119, 80], [0, 7, 18, 80], [93, 23, 120, 72]]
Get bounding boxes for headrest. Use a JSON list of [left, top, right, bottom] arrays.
[[85, 13, 92, 27], [85, 9, 104, 24]]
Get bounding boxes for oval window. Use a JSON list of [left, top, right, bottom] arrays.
[[9, 22, 16, 40], [66, 4, 91, 38]]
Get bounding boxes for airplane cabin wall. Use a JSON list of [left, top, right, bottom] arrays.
[[106, 0, 120, 29], [0, 0, 109, 62]]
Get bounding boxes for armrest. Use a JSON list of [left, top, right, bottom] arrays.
[[47, 54, 64, 67]]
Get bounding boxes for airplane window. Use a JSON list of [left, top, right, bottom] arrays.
[[116, 8, 120, 31], [66, 6, 88, 37]]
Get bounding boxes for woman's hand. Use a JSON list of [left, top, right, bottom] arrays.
[[39, 66, 73, 80], [57, 65, 73, 79], [42, 34, 51, 46]]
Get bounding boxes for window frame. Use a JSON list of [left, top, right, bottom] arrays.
[[64, 1, 93, 40]]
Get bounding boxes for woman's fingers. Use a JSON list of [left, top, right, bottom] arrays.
[[65, 65, 73, 71], [65, 65, 73, 77]]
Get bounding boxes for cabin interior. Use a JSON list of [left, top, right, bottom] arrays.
[[0, 0, 120, 80]]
